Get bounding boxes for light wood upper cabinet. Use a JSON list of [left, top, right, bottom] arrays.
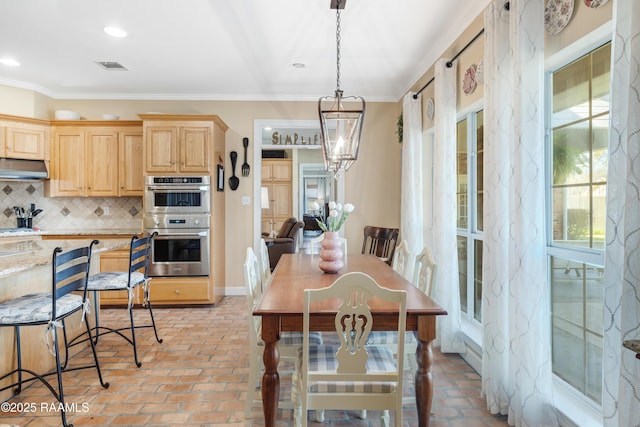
[[0, 115, 51, 160], [49, 128, 85, 197], [144, 124, 209, 173], [86, 129, 119, 197], [119, 130, 144, 196], [46, 121, 143, 197], [180, 126, 210, 172], [5, 125, 50, 160], [144, 126, 177, 173], [140, 115, 228, 175]]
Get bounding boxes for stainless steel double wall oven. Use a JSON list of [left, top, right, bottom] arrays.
[[144, 176, 210, 277]]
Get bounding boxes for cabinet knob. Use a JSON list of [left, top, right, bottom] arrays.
[[175, 289, 180, 295]]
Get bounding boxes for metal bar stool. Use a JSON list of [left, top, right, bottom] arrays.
[[70, 233, 162, 367], [0, 240, 109, 427]]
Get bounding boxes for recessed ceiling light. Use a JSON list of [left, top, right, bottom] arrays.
[[104, 26, 127, 38], [291, 63, 306, 69], [0, 58, 20, 67]]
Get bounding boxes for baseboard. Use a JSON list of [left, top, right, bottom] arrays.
[[225, 286, 245, 296], [460, 336, 482, 374]]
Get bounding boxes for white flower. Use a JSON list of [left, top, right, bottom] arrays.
[[310, 201, 320, 211], [319, 200, 355, 232]]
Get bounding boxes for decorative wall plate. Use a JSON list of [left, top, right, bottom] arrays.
[[545, 0, 574, 35], [475, 59, 484, 85], [463, 65, 477, 95], [425, 98, 435, 121], [583, 0, 609, 7]]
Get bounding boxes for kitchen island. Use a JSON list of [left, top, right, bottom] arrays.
[[0, 237, 130, 403]]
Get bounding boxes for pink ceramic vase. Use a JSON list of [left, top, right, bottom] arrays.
[[318, 231, 344, 274]]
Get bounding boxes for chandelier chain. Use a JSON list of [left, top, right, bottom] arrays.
[[335, 5, 341, 91]]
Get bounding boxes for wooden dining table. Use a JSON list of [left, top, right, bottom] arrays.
[[253, 253, 447, 427]]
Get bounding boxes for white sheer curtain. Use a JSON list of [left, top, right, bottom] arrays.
[[481, 0, 558, 425], [401, 92, 424, 255], [431, 58, 464, 353], [603, 0, 640, 425]]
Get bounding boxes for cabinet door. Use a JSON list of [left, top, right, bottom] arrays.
[[145, 126, 177, 173], [52, 130, 85, 197], [271, 161, 292, 181], [179, 126, 211, 172], [261, 161, 273, 180], [271, 182, 292, 217], [262, 159, 292, 181], [119, 130, 143, 196], [5, 124, 49, 160], [86, 130, 119, 197]]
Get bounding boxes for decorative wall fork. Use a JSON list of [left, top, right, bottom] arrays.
[[241, 137, 250, 177]]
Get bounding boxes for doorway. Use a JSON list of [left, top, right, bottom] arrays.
[[252, 119, 344, 252]]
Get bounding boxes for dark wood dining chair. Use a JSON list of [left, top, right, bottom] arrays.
[[361, 226, 399, 266]]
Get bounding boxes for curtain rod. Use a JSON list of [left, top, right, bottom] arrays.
[[412, 27, 486, 100], [446, 28, 485, 68], [410, 1, 510, 100], [412, 77, 434, 99]]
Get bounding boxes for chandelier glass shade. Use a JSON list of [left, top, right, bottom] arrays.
[[318, 90, 365, 172]]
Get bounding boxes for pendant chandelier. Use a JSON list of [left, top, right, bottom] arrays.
[[318, 0, 365, 174]]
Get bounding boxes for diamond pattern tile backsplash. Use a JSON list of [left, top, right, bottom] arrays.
[[0, 182, 142, 230]]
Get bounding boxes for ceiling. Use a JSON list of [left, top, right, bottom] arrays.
[[0, 0, 488, 102]]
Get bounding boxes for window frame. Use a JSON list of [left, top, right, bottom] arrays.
[[456, 101, 484, 341], [544, 27, 612, 423]]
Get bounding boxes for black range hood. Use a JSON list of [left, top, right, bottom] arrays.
[[0, 157, 49, 180]]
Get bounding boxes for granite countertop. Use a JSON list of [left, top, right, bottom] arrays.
[[39, 228, 142, 236], [623, 340, 640, 358], [0, 228, 142, 238], [0, 238, 130, 279]]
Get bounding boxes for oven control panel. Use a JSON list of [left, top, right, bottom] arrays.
[[146, 176, 210, 185], [144, 214, 210, 229]]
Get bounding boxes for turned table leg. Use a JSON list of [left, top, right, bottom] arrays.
[[261, 316, 280, 427], [415, 315, 436, 427]]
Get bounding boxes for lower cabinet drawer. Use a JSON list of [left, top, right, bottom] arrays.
[[149, 277, 212, 304]]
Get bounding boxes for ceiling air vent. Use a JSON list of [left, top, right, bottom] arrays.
[[95, 61, 127, 70]]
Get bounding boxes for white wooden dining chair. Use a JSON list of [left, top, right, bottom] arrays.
[[243, 247, 322, 419], [391, 240, 414, 280], [412, 245, 437, 297], [365, 245, 438, 415], [259, 238, 272, 290], [292, 272, 407, 427]]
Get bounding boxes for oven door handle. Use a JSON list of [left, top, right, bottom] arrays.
[[146, 186, 210, 191], [152, 231, 209, 238]]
